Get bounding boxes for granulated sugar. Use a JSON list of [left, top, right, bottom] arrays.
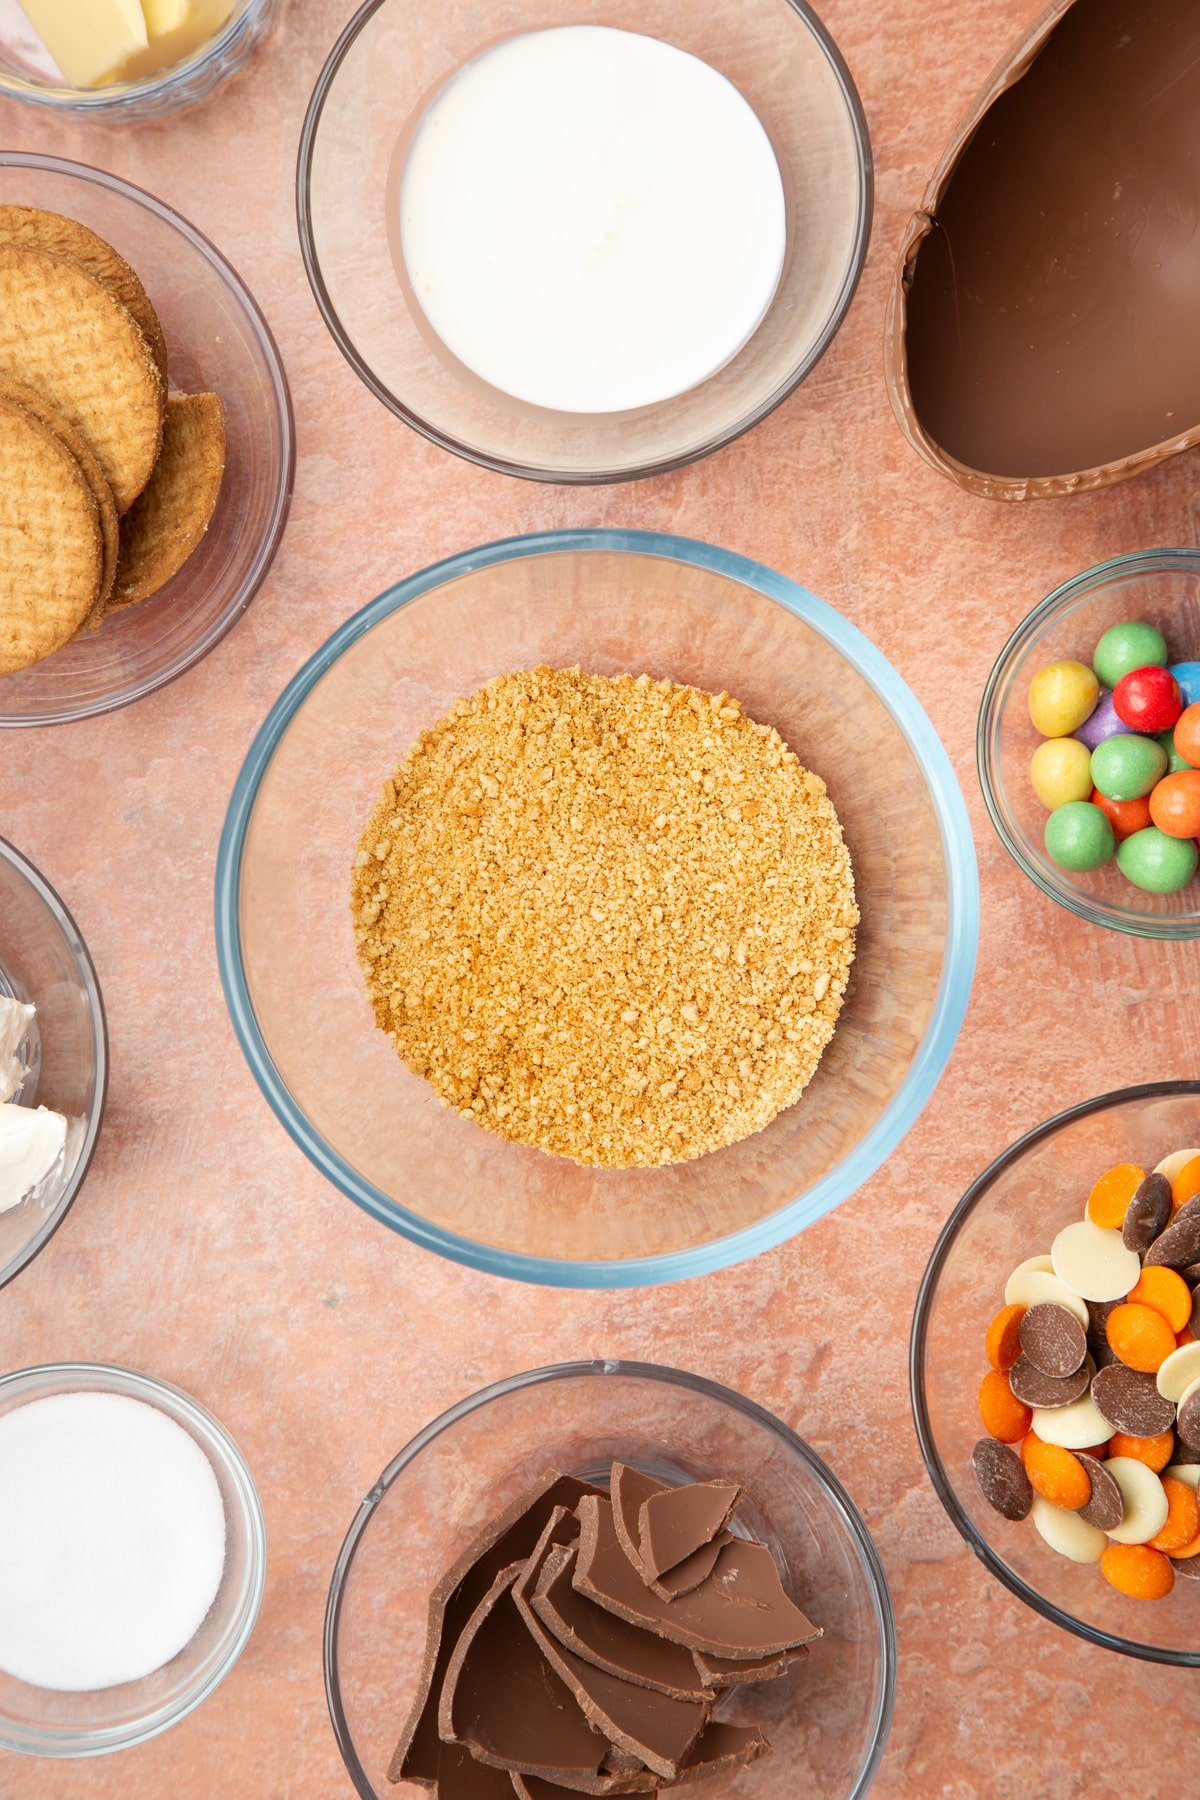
[[0, 1391, 226, 1691], [352, 666, 857, 1168]]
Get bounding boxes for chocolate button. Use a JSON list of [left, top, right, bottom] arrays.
[[1092, 1364, 1176, 1438], [1177, 1383, 1200, 1450], [972, 1438, 1033, 1522], [1172, 1555, 1200, 1580], [1008, 1354, 1090, 1409], [1086, 1298, 1120, 1370], [1123, 1173, 1172, 1255], [1191, 1284, 1200, 1339], [1019, 1303, 1087, 1377], [1076, 1455, 1123, 1532], [1144, 1196, 1200, 1270]]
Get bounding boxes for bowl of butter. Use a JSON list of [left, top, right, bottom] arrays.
[[0, 0, 276, 117], [0, 837, 106, 1292]]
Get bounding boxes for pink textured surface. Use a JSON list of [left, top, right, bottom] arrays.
[[1, 1, 1199, 1795]]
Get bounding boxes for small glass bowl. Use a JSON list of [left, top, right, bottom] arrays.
[[0, 1362, 266, 1755], [911, 1081, 1200, 1665], [0, 153, 294, 728], [0, 0, 277, 120], [215, 528, 978, 1287], [297, 0, 871, 482], [0, 837, 106, 1293], [326, 1361, 895, 1800], [978, 549, 1200, 939]]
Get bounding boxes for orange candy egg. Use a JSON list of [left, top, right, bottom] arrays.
[[1090, 787, 1152, 842], [1174, 702, 1200, 769], [1149, 769, 1200, 839]]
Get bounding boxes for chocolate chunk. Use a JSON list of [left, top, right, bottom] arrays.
[[971, 1438, 1033, 1522], [533, 1544, 710, 1699], [1177, 1384, 1200, 1450], [647, 1533, 731, 1601], [638, 1481, 741, 1582], [1092, 1364, 1177, 1438], [440, 1564, 608, 1781], [1018, 1303, 1087, 1377], [1144, 1197, 1200, 1270], [390, 1473, 603, 1786], [1076, 1455, 1123, 1531], [1007, 1354, 1090, 1410], [669, 1722, 771, 1786], [1124, 1174, 1172, 1255], [574, 1496, 820, 1659], [512, 1769, 654, 1800], [692, 1644, 807, 1688], [610, 1464, 666, 1580]]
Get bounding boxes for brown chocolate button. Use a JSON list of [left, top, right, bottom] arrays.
[[1172, 1554, 1200, 1581], [1092, 1364, 1177, 1438], [1018, 1303, 1087, 1377], [1177, 1384, 1200, 1451], [1123, 1174, 1173, 1255], [972, 1438, 1033, 1522], [1191, 1285, 1200, 1339], [1086, 1297, 1120, 1370], [1144, 1197, 1200, 1270], [1008, 1354, 1090, 1410], [1076, 1455, 1123, 1532]]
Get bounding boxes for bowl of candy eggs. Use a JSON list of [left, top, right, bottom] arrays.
[[978, 549, 1200, 939], [912, 1080, 1200, 1663]]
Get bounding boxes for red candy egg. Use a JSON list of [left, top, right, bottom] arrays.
[[1091, 787, 1152, 842], [1149, 769, 1200, 839], [1113, 665, 1183, 733]]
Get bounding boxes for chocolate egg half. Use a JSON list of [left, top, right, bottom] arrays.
[[886, 0, 1200, 500]]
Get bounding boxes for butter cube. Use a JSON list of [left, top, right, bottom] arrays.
[[141, 0, 190, 33], [17, 0, 148, 87]]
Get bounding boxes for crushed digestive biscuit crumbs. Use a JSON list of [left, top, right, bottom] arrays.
[[351, 667, 857, 1168]]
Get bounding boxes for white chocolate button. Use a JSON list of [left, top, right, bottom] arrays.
[[1030, 1495, 1106, 1563], [1051, 1220, 1141, 1302], [1165, 1464, 1200, 1491], [1003, 1269, 1089, 1326], [1104, 1456, 1170, 1543], [1006, 1254, 1055, 1287], [1154, 1148, 1200, 1184], [1031, 1393, 1112, 1448], [1157, 1343, 1200, 1403]]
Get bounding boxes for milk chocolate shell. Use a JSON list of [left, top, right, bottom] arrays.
[[886, 0, 1200, 501]]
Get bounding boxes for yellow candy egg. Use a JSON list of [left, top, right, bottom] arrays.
[[1030, 736, 1094, 809], [1028, 660, 1100, 737]]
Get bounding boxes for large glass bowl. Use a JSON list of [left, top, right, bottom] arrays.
[[978, 549, 1200, 939], [0, 837, 106, 1293], [0, 154, 294, 728], [216, 529, 978, 1286], [297, 0, 871, 482], [0, 1362, 266, 1756], [911, 1080, 1200, 1665], [325, 1361, 895, 1800]]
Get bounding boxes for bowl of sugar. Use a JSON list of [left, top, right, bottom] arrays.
[[0, 1363, 265, 1757], [298, 0, 871, 482]]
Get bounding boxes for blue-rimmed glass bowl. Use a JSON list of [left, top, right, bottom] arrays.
[[325, 1360, 895, 1799], [216, 529, 978, 1286]]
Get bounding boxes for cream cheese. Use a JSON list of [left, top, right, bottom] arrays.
[[0, 995, 34, 1105], [0, 1103, 67, 1214]]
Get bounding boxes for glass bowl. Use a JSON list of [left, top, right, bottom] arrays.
[[0, 1361, 266, 1755], [0, 0, 277, 120], [978, 549, 1200, 939], [216, 528, 978, 1286], [0, 837, 106, 1293], [0, 153, 294, 728], [326, 1360, 895, 1800], [297, 0, 871, 483], [911, 1080, 1200, 1665]]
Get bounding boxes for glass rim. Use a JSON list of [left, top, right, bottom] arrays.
[[0, 0, 265, 110], [909, 1077, 1200, 1667], [0, 1360, 267, 1755], [214, 526, 979, 1289], [295, 0, 874, 484], [323, 1357, 897, 1800], [976, 546, 1200, 941], [0, 151, 296, 730], [0, 835, 108, 1295]]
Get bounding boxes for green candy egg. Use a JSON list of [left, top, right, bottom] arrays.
[[1090, 733, 1168, 801], [1044, 801, 1115, 872], [1158, 728, 1194, 774], [1093, 620, 1169, 689], [1117, 827, 1199, 894]]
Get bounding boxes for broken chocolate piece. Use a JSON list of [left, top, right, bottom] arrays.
[[390, 1473, 603, 1786], [647, 1533, 732, 1602], [1076, 1455, 1123, 1533], [972, 1438, 1033, 1522], [1007, 1354, 1089, 1410], [637, 1481, 741, 1582], [1092, 1365, 1176, 1438], [439, 1563, 607, 1781], [574, 1496, 820, 1659], [610, 1464, 666, 1579], [1018, 1304, 1086, 1378], [1124, 1175, 1173, 1256], [670, 1722, 772, 1786], [692, 1645, 808, 1688], [533, 1544, 710, 1699]]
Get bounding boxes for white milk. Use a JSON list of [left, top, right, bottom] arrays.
[[398, 25, 787, 414]]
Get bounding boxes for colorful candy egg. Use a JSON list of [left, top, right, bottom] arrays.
[[1113, 665, 1183, 735], [1029, 660, 1100, 737]]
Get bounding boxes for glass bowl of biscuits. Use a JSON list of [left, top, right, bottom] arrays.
[[0, 152, 293, 727]]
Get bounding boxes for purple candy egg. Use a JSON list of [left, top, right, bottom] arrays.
[[1074, 688, 1130, 750]]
